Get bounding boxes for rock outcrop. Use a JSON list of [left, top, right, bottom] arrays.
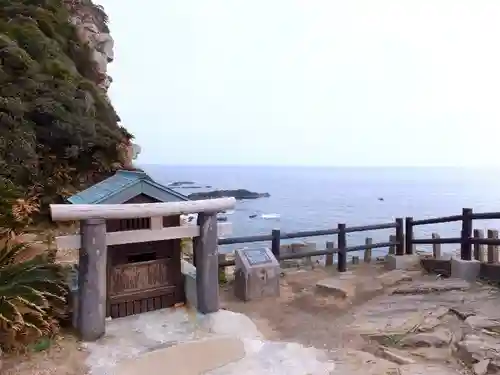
[[188, 189, 270, 200], [65, 0, 114, 91]]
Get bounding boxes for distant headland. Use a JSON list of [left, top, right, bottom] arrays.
[[187, 189, 270, 200]]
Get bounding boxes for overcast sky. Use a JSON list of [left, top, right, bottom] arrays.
[[98, 0, 500, 167]]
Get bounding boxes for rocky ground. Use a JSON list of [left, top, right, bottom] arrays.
[[4, 260, 500, 374], [221, 262, 500, 375]]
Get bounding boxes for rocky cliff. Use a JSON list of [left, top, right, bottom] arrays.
[[65, 0, 114, 92], [0, 0, 133, 214]]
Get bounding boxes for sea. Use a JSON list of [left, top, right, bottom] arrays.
[[142, 165, 500, 258]]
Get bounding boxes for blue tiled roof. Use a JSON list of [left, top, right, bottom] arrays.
[[67, 170, 188, 204]]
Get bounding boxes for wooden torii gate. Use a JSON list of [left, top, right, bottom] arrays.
[[50, 197, 236, 341]]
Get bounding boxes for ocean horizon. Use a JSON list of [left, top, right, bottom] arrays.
[[141, 165, 500, 257]]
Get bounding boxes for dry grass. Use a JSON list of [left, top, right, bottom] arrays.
[[1, 225, 84, 374], [16, 224, 80, 265], [2, 333, 88, 375]]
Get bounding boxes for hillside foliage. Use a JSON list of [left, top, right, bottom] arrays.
[[0, 178, 69, 351], [0, 0, 132, 216]]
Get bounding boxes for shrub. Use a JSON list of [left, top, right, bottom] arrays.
[[0, 239, 68, 351], [0, 177, 39, 239], [0, 177, 68, 350]]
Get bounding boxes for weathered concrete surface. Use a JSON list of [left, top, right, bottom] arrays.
[[82, 308, 335, 375], [115, 337, 245, 375]]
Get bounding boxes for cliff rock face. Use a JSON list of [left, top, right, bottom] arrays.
[[65, 0, 114, 91], [0, 0, 133, 214]]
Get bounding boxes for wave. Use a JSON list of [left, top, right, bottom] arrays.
[[261, 213, 280, 220]]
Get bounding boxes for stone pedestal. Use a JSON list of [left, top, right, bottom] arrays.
[[385, 254, 420, 271], [181, 260, 198, 309], [234, 247, 280, 301], [280, 242, 322, 268], [450, 256, 480, 281]]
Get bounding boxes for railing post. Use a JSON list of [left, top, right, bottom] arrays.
[[395, 218, 405, 255], [337, 223, 347, 272], [460, 208, 473, 261], [432, 233, 441, 259], [404, 217, 413, 255], [271, 229, 281, 260], [325, 241, 334, 266], [388, 235, 396, 255], [473, 229, 484, 261], [363, 237, 372, 263], [487, 229, 499, 264], [79, 218, 107, 341], [193, 213, 219, 314]]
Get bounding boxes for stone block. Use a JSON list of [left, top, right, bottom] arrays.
[[181, 260, 197, 309], [450, 256, 480, 282], [316, 274, 357, 298], [385, 254, 420, 270], [234, 248, 280, 301], [280, 242, 322, 268]]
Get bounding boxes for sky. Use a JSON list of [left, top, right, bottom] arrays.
[[98, 0, 500, 167]]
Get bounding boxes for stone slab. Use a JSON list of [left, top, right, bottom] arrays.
[[377, 270, 416, 287], [379, 347, 416, 365], [316, 276, 356, 298], [329, 350, 398, 375], [456, 334, 500, 369], [113, 337, 245, 375], [391, 279, 470, 295], [398, 363, 463, 375], [347, 310, 426, 336], [465, 315, 500, 331]]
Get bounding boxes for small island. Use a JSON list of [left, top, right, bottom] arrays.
[[167, 181, 196, 187], [187, 189, 270, 200], [167, 181, 212, 189]]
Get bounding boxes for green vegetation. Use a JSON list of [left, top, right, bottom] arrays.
[[0, 0, 118, 350], [0, 180, 68, 351], [0, 0, 132, 216], [0, 238, 68, 351]]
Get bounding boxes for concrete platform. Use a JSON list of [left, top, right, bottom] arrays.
[[115, 337, 245, 375], [82, 307, 335, 375]]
